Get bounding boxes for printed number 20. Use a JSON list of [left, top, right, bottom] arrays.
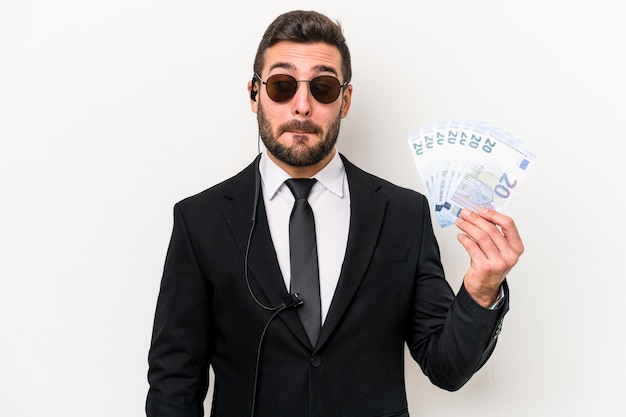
[[494, 173, 518, 199]]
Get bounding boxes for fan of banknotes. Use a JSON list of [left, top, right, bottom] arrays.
[[407, 120, 536, 228]]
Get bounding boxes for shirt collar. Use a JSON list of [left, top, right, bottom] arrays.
[[259, 149, 346, 200]]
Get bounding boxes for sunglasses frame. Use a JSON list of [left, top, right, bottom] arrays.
[[253, 73, 348, 104]]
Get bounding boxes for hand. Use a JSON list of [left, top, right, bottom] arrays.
[[455, 208, 524, 308]]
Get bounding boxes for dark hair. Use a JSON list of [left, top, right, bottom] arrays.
[[253, 10, 352, 83]]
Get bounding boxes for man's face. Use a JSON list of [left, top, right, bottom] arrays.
[[249, 41, 352, 171]]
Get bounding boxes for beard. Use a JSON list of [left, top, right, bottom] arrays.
[[257, 103, 342, 167]]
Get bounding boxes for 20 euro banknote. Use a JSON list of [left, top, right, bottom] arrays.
[[407, 120, 536, 227]]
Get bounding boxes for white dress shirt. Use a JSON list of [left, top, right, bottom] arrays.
[[259, 149, 350, 323]]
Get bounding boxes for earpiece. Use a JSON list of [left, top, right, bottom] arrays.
[[250, 78, 258, 102]]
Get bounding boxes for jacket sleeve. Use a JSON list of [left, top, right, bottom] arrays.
[[406, 196, 509, 391], [146, 203, 213, 417]]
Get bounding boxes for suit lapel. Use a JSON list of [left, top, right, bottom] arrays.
[[316, 156, 388, 349], [223, 157, 311, 347]]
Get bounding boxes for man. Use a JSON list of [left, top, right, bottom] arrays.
[[146, 10, 524, 417]]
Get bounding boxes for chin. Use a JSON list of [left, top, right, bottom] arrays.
[[285, 132, 317, 143]]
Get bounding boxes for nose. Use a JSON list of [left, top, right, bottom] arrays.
[[292, 81, 312, 117]]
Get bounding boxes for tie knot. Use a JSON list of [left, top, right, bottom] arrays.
[[285, 178, 316, 200]]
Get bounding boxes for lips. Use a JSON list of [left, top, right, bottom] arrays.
[[280, 120, 321, 136]]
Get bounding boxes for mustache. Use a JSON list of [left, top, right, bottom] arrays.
[[279, 120, 322, 135]]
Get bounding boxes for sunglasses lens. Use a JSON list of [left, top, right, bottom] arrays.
[[265, 74, 298, 102], [310, 76, 342, 104], [264, 74, 343, 103]]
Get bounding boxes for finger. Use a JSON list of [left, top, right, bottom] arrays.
[[473, 209, 525, 257], [457, 230, 512, 290], [455, 209, 501, 259], [456, 228, 508, 286], [456, 230, 486, 264], [455, 209, 519, 271]]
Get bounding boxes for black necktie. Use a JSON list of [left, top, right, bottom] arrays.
[[285, 178, 321, 346]]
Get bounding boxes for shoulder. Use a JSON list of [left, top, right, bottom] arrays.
[[176, 157, 258, 212], [340, 154, 427, 204]]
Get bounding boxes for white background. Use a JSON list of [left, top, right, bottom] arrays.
[[1, 1, 625, 416]]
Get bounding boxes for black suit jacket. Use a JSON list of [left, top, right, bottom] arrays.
[[146, 155, 508, 417]]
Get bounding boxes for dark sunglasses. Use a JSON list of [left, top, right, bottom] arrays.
[[254, 73, 348, 104]]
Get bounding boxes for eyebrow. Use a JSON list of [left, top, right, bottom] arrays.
[[268, 62, 339, 77]]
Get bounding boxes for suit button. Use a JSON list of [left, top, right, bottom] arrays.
[[310, 355, 322, 368]]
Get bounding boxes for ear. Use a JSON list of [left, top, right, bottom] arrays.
[[248, 79, 259, 113], [340, 83, 353, 119]]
